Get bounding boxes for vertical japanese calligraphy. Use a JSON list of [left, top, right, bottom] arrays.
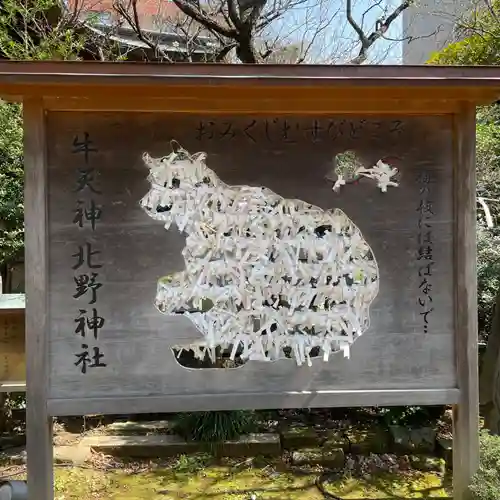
[[71, 132, 107, 374], [416, 171, 434, 334]]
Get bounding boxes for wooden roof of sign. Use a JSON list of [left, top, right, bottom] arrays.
[[1, 62, 500, 114]]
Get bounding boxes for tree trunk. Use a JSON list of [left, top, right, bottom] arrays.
[[480, 286, 500, 434], [236, 32, 258, 63]]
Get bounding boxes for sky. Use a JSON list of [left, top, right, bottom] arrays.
[[265, 0, 405, 64]]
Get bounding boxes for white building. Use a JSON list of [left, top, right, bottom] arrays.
[[402, 0, 473, 64]]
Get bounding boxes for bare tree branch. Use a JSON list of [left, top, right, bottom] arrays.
[[217, 41, 239, 60], [298, 7, 340, 64], [346, 0, 368, 48], [361, 0, 384, 28], [113, 0, 174, 61], [102, 0, 423, 65], [382, 25, 444, 45], [171, 0, 237, 38], [348, 0, 414, 65]]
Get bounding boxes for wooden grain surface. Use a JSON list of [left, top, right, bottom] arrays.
[[45, 112, 455, 414], [452, 104, 479, 500], [47, 389, 460, 416], [2, 61, 500, 108], [43, 96, 463, 115], [24, 98, 53, 499]]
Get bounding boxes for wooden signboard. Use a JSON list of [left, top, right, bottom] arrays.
[[46, 112, 456, 415], [3, 62, 499, 500]]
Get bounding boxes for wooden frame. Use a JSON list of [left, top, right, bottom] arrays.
[[23, 97, 53, 500], [453, 103, 480, 500], [0, 62, 496, 500], [47, 389, 461, 416]]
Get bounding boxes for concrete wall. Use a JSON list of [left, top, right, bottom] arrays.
[[402, 0, 473, 64]]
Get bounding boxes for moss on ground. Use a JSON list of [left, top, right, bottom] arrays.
[[30, 455, 452, 500]]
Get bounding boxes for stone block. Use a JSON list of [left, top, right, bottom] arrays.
[[218, 433, 281, 457], [345, 427, 390, 454], [81, 433, 281, 459], [80, 434, 201, 458], [104, 420, 171, 436], [323, 431, 350, 452], [281, 426, 322, 450], [54, 445, 92, 465], [390, 426, 436, 454], [291, 447, 344, 468]]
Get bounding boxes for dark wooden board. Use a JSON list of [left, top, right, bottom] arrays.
[[46, 112, 455, 413]]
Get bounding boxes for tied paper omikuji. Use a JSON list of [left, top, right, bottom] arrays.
[[140, 146, 382, 366]]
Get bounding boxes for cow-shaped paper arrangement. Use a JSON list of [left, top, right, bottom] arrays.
[[140, 146, 380, 366]]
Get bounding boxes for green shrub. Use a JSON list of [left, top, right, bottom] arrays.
[[469, 430, 500, 500], [378, 405, 445, 428], [172, 410, 257, 443], [0, 101, 23, 267]]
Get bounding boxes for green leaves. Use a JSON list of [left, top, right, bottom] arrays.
[[0, 101, 23, 266], [171, 410, 257, 443], [430, 0, 500, 340], [428, 34, 500, 66], [427, 0, 500, 66], [0, 0, 85, 61], [0, 0, 89, 268], [475, 117, 500, 339], [469, 430, 500, 500]]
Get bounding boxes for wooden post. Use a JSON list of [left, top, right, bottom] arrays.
[[453, 102, 479, 499], [24, 98, 53, 499]]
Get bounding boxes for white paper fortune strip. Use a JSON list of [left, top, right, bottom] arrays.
[[331, 151, 400, 193], [140, 146, 380, 366]]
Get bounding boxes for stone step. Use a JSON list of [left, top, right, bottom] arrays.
[[291, 447, 345, 468], [54, 445, 92, 465], [80, 433, 281, 458], [103, 420, 171, 436], [280, 427, 323, 450], [219, 433, 281, 457], [389, 426, 436, 454], [81, 435, 198, 458]]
